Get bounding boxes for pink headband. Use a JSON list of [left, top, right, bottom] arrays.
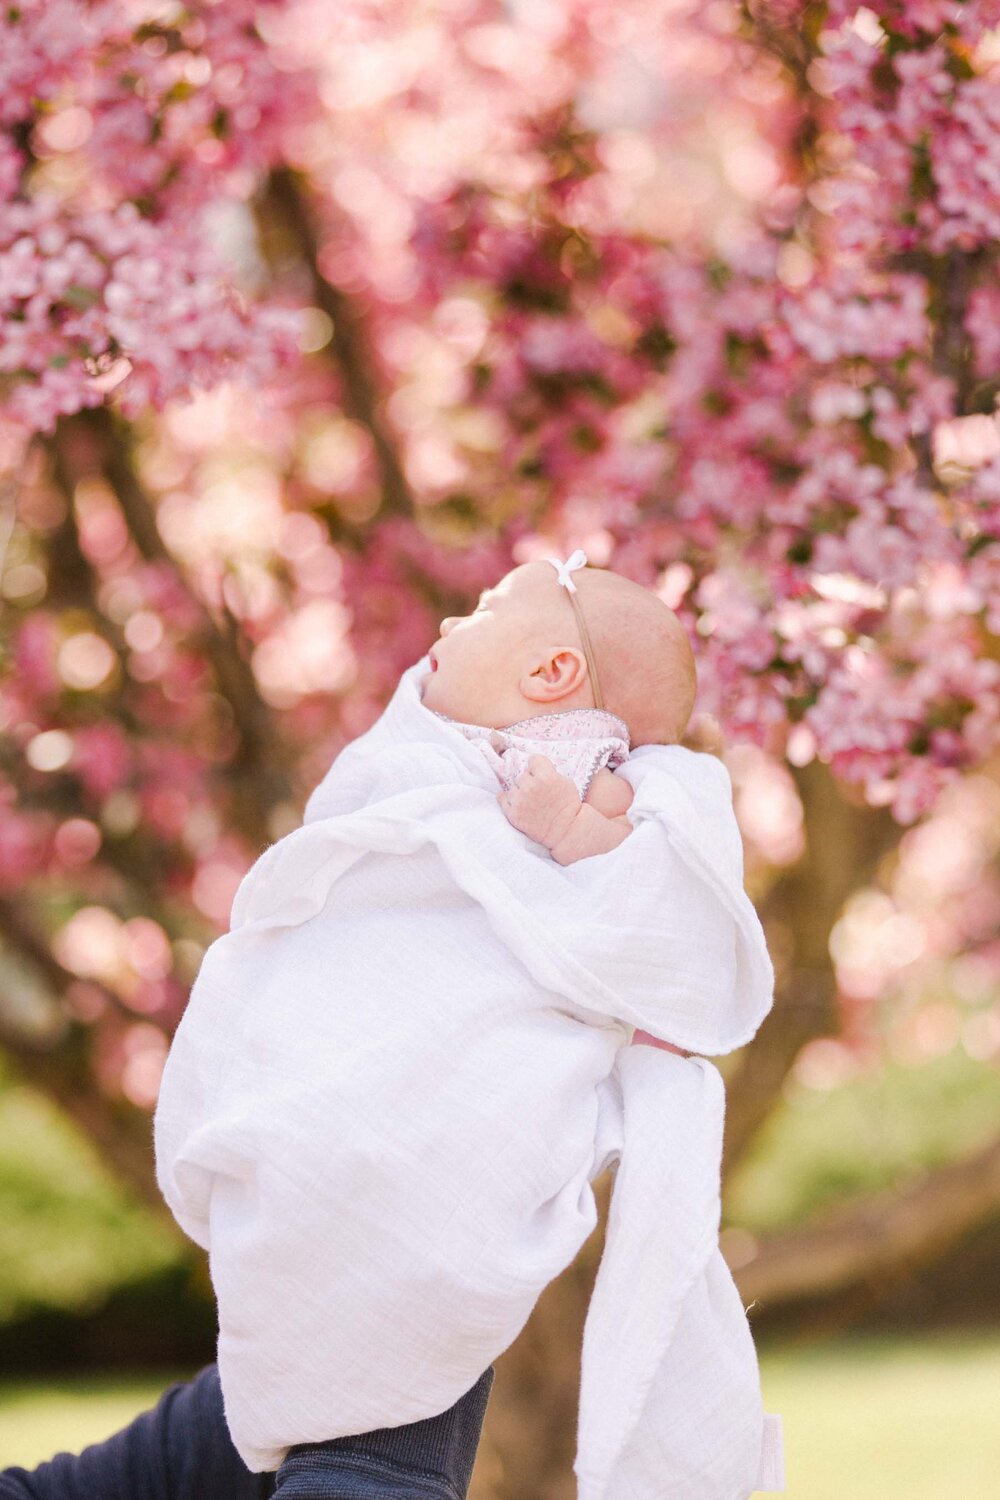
[[545, 550, 605, 711]]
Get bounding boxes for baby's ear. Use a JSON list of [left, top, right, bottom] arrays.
[[520, 647, 588, 702]]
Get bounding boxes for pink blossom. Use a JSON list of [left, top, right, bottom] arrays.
[[0, 811, 51, 889], [966, 285, 1000, 380], [928, 74, 1000, 251], [71, 723, 134, 798], [12, 613, 62, 698], [1, 0, 999, 910], [782, 272, 929, 363]]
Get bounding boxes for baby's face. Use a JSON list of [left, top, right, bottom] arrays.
[[421, 565, 569, 727]]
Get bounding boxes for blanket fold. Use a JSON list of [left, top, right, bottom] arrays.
[[154, 659, 784, 1497]]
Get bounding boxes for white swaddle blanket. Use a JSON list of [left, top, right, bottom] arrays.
[[154, 658, 785, 1497]]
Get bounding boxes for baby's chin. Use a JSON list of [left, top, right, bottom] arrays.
[[418, 665, 463, 718]]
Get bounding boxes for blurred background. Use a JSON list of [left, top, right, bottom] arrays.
[[2, 2, 1000, 1496]]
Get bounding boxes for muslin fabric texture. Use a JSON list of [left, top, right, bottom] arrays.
[[154, 658, 785, 1498]]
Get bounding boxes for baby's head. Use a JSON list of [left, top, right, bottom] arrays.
[[421, 559, 696, 746]]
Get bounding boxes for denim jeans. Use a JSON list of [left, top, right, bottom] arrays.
[[0, 1362, 495, 1500]]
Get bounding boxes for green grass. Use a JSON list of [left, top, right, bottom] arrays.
[[725, 1045, 1000, 1233], [0, 1073, 185, 1322], [1, 1335, 999, 1497], [758, 1332, 1000, 1499], [0, 1371, 189, 1470]]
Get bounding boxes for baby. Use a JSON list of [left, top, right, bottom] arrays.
[[424, 550, 694, 861], [154, 553, 784, 1500], [424, 550, 697, 1054]]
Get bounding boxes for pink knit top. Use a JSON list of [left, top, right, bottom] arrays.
[[431, 706, 630, 799]]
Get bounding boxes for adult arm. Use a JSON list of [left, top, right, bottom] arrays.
[[0, 1366, 272, 1500]]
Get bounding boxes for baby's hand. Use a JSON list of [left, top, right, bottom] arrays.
[[498, 755, 581, 851], [632, 1028, 694, 1058]]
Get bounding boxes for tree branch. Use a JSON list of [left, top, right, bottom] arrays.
[[735, 1127, 1000, 1314], [265, 167, 416, 522], [49, 409, 291, 850]]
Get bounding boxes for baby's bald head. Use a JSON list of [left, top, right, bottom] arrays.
[[423, 559, 696, 745], [563, 566, 697, 746]]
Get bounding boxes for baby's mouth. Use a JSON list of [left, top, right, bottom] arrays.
[[428, 649, 439, 672]]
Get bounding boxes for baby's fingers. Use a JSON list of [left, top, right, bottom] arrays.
[[524, 754, 560, 780]]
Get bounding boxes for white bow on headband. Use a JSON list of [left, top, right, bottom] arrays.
[[546, 549, 589, 592], [543, 549, 605, 709]]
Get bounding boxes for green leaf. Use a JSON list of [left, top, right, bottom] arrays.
[[62, 285, 99, 312]]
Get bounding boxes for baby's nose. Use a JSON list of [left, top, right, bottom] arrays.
[[439, 616, 459, 635]]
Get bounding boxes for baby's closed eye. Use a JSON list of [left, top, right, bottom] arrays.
[[584, 768, 633, 818]]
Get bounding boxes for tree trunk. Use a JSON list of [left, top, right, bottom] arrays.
[[722, 761, 898, 1175]]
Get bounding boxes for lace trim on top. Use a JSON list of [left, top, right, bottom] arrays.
[[432, 707, 630, 799]]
